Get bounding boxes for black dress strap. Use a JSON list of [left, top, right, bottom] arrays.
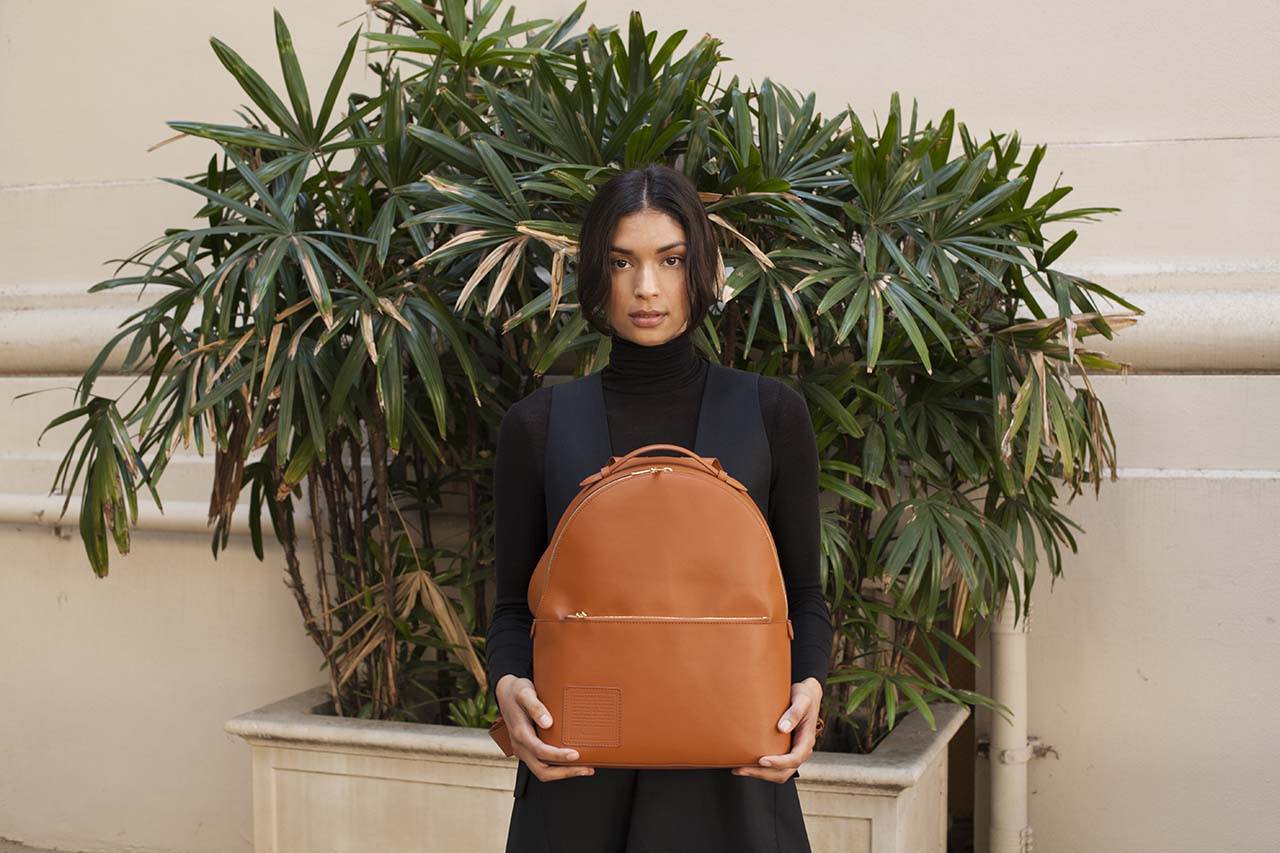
[[691, 363, 771, 519]]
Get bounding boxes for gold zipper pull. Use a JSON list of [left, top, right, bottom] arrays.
[[566, 610, 588, 618]]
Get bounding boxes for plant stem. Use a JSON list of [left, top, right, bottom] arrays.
[[366, 381, 401, 712]]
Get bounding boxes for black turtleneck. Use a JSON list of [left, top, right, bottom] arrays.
[[600, 323, 706, 395], [485, 326, 833, 697]]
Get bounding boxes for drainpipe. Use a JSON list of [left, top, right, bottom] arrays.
[[989, 584, 1034, 852]]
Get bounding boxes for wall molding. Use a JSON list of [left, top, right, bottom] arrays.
[[2, 269, 1276, 374], [0, 491, 314, 538], [1113, 467, 1280, 480]]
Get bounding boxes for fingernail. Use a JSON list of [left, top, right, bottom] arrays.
[[779, 719, 792, 732], [540, 714, 551, 726], [568, 751, 579, 760], [760, 759, 773, 766]]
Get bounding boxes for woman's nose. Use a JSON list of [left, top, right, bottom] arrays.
[[635, 262, 660, 295]]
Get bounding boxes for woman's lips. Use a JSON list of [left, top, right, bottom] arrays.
[[629, 311, 666, 327]]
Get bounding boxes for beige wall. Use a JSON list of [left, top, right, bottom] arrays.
[[1, 3, 372, 851], [973, 375, 1280, 853], [2, 1, 1275, 851]]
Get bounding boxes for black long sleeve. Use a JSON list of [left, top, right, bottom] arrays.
[[485, 384, 550, 696], [485, 327, 833, 696], [757, 376, 833, 690]]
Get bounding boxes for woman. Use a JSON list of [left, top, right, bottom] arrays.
[[486, 163, 833, 852]]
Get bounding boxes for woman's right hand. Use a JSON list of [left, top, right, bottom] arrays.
[[495, 673, 596, 782]]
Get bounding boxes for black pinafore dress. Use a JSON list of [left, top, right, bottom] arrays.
[[503, 363, 812, 853]]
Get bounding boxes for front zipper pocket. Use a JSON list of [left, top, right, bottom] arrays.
[[529, 608, 796, 763], [565, 611, 769, 623], [532, 612, 793, 638]]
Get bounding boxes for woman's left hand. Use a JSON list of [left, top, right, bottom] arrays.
[[731, 677, 824, 783]]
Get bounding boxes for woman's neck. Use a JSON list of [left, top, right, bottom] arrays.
[[601, 324, 705, 395]]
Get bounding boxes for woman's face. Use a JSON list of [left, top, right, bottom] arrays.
[[603, 208, 691, 344]]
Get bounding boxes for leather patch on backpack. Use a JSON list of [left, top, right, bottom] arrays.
[[562, 686, 622, 747]]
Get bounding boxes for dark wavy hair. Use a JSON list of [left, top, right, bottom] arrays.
[[575, 164, 722, 336]]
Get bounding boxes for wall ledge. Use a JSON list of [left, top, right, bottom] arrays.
[[2, 269, 1276, 374]]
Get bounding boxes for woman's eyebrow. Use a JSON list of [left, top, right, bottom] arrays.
[[608, 241, 687, 255]]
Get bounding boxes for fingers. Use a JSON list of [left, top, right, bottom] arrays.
[[522, 726, 595, 782], [507, 682, 593, 781], [528, 737, 584, 766], [516, 683, 555, 730], [749, 701, 818, 780], [759, 722, 816, 767], [528, 755, 596, 782], [516, 716, 594, 781], [735, 738, 809, 781], [730, 683, 821, 783], [731, 765, 796, 783]]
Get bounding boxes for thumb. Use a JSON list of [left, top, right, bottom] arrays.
[[778, 694, 811, 732]]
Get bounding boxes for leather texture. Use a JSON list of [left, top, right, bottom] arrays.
[[524, 442, 791, 768], [489, 714, 514, 756]]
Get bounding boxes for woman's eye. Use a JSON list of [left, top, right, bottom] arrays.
[[610, 256, 681, 270]]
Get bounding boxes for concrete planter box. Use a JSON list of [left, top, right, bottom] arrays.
[[225, 685, 968, 853]]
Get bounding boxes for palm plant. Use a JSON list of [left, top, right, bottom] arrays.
[[36, 0, 1137, 751]]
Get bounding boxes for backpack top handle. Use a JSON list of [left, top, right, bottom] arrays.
[[599, 443, 725, 479]]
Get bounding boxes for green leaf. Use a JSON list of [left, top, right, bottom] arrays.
[[473, 137, 530, 218], [316, 29, 360, 137], [897, 680, 937, 729], [842, 673, 883, 713], [208, 35, 305, 141], [272, 11, 314, 141], [378, 327, 404, 452], [1023, 380, 1043, 482], [803, 382, 864, 438], [407, 126, 483, 171], [296, 357, 327, 463], [866, 285, 885, 370], [879, 282, 934, 374], [281, 436, 316, 491], [166, 121, 303, 152], [818, 473, 877, 510], [402, 325, 449, 439]]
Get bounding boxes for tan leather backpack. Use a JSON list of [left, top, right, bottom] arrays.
[[489, 442, 793, 768]]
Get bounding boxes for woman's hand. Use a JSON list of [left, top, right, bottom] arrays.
[[495, 673, 596, 782], [731, 677, 824, 784]]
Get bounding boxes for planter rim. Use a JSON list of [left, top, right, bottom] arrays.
[[225, 684, 969, 793]]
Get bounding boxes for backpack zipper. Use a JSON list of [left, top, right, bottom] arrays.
[[531, 612, 794, 638], [564, 611, 769, 622]]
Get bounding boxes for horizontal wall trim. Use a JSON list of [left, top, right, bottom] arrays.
[[3, 468, 1276, 535], [0, 491, 314, 538], [2, 271, 1276, 373], [1114, 467, 1280, 480], [0, 491, 469, 537]]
